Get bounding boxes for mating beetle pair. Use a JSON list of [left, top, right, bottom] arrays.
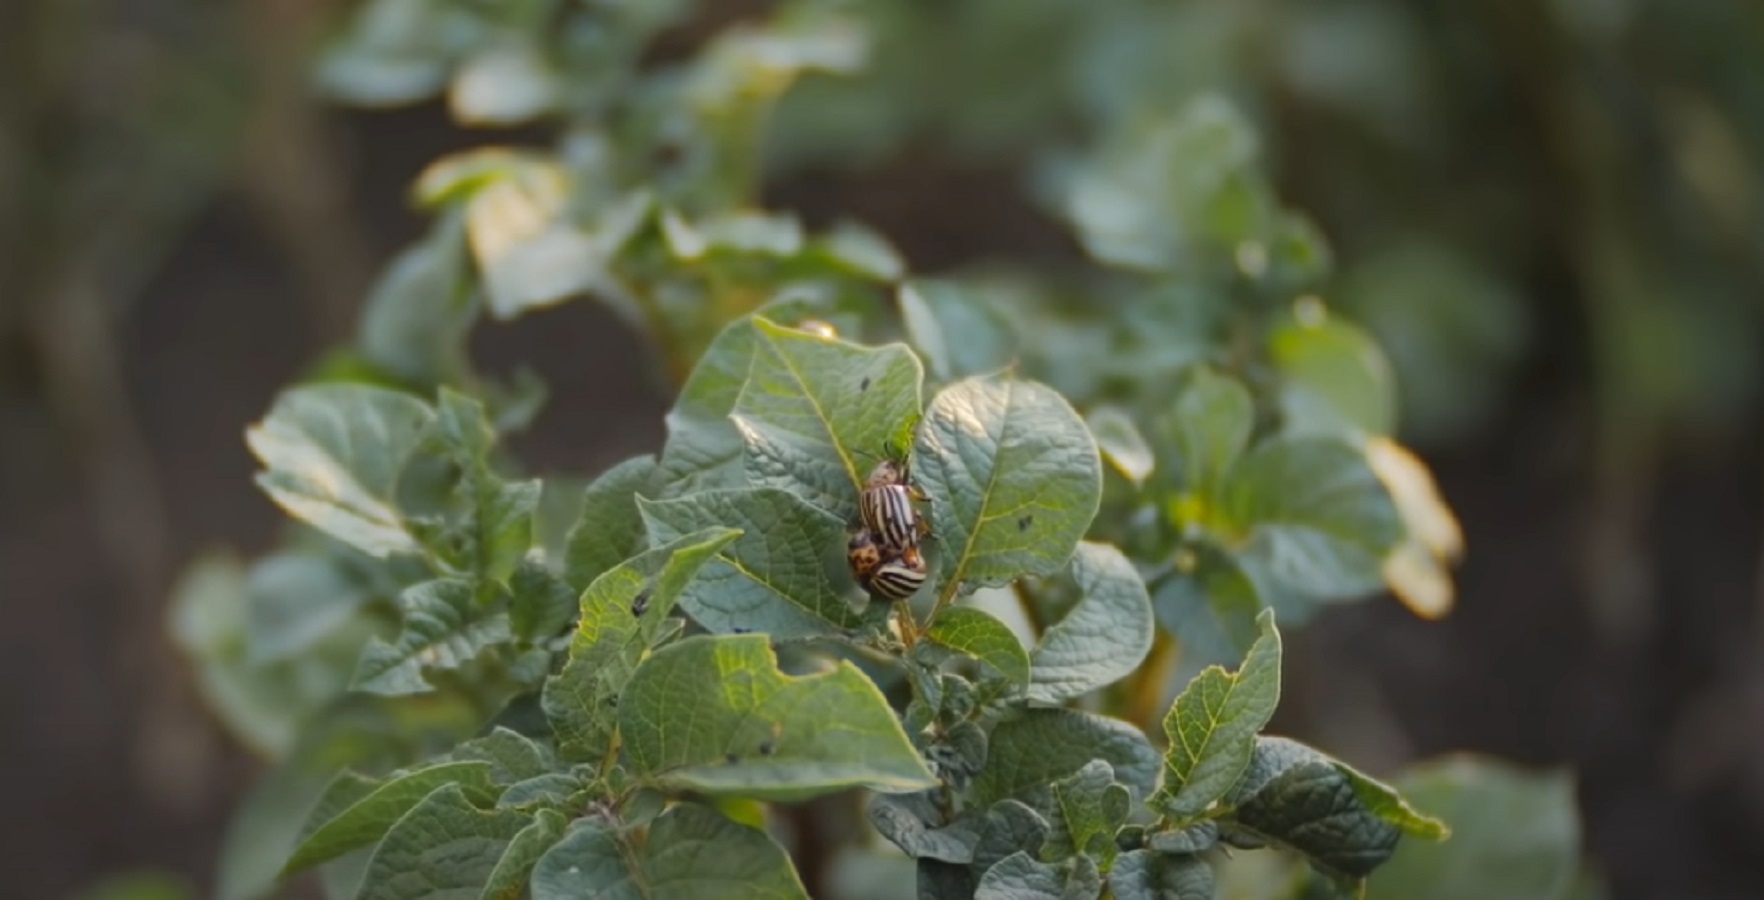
[[847, 458, 931, 601]]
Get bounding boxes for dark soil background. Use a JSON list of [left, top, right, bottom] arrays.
[[6, 7, 1764, 899]]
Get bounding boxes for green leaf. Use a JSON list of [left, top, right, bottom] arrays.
[[283, 762, 495, 876], [527, 820, 628, 898], [1152, 542, 1263, 662], [917, 860, 976, 900], [295, 771, 379, 847], [431, 386, 509, 484], [971, 800, 1051, 876], [478, 367, 550, 433], [247, 384, 436, 557], [1065, 94, 1266, 272], [357, 784, 531, 900], [971, 709, 1161, 806], [1266, 211, 1334, 290], [450, 41, 556, 126], [974, 852, 1099, 900], [529, 803, 808, 899], [1223, 737, 1405, 880], [215, 697, 457, 900], [169, 553, 374, 759], [899, 280, 1017, 383], [535, 475, 587, 569], [652, 293, 870, 496], [1219, 732, 1315, 807], [479, 808, 567, 900], [243, 551, 368, 665], [656, 318, 765, 496], [1086, 406, 1154, 487], [924, 606, 1031, 689], [692, 17, 867, 110], [1052, 760, 1131, 861], [621, 634, 936, 800], [508, 562, 576, 643], [915, 376, 1102, 593], [497, 773, 583, 810], [412, 149, 549, 209], [1103, 283, 1226, 396], [313, 0, 456, 105], [465, 165, 604, 319], [1271, 310, 1396, 437], [1339, 764, 1450, 841], [731, 317, 923, 518], [542, 529, 740, 762], [936, 721, 991, 784], [170, 554, 277, 750], [1153, 608, 1281, 820], [563, 455, 659, 591], [357, 215, 474, 387], [1027, 542, 1154, 704], [1367, 757, 1574, 900], [1221, 437, 1403, 600], [216, 757, 337, 900], [435, 388, 540, 587], [868, 794, 980, 864], [452, 728, 552, 785], [662, 209, 805, 260], [638, 488, 867, 637], [1166, 367, 1253, 494], [318, 833, 376, 897], [1108, 851, 1215, 900], [819, 220, 905, 281], [352, 579, 511, 695], [1146, 821, 1220, 855]]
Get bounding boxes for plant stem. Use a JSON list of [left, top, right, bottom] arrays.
[[896, 602, 919, 650], [599, 733, 622, 780]]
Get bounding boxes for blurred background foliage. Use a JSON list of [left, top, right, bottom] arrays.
[[3, 0, 1763, 898]]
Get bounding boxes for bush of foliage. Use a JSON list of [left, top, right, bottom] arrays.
[[171, 2, 1593, 898]]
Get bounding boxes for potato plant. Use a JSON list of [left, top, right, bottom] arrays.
[[170, 2, 1588, 899]]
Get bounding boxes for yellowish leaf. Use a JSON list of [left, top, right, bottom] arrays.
[[1365, 436, 1463, 619]]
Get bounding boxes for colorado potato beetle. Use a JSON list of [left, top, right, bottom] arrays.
[[864, 545, 928, 602], [846, 527, 884, 581], [859, 458, 931, 552]]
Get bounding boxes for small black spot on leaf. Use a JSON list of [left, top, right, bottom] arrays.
[[732, 627, 752, 634], [860, 377, 871, 392], [758, 740, 775, 756], [725, 752, 740, 764], [630, 588, 651, 617], [1017, 514, 1034, 531]]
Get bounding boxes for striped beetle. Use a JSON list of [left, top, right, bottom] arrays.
[[846, 526, 928, 602], [847, 526, 884, 583], [866, 545, 928, 601], [858, 457, 931, 553]]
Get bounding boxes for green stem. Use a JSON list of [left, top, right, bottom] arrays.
[[598, 732, 622, 780], [896, 602, 920, 650]]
